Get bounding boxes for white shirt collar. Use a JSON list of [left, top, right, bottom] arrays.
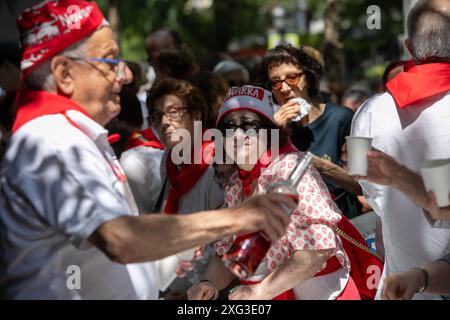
[[64, 110, 108, 142]]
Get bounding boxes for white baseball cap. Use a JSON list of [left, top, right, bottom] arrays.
[[216, 85, 276, 125]]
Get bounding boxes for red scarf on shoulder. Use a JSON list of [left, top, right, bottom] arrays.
[[12, 89, 92, 133], [387, 61, 450, 108], [125, 128, 164, 151], [163, 141, 215, 214]]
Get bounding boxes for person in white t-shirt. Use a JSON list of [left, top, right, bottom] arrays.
[[0, 0, 294, 300], [350, 0, 450, 300]]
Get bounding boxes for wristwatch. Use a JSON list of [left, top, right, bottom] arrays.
[[413, 268, 429, 294]]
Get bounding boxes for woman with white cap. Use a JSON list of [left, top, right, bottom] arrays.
[[187, 85, 374, 300]]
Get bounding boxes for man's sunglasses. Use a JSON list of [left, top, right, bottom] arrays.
[[268, 72, 304, 91]]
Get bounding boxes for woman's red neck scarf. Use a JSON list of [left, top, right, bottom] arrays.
[[238, 140, 297, 197], [125, 128, 164, 151], [12, 89, 92, 133], [387, 61, 450, 109], [163, 140, 215, 214]]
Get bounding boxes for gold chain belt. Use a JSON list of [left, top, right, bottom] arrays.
[[335, 226, 383, 261]]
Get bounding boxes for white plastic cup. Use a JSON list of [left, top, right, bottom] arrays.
[[420, 158, 450, 207], [345, 136, 373, 176]]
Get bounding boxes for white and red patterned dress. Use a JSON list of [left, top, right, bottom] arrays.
[[215, 152, 352, 299]]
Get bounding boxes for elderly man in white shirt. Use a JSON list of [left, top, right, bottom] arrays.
[[350, 0, 450, 300], [0, 0, 293, 300]]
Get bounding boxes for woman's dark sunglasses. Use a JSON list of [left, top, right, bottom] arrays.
[[218, 120, 263, 136]]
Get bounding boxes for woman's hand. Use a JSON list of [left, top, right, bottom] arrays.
[[187, 280, 219, 300], [274, 100, 300, 128], [228, 284, 265, 300]]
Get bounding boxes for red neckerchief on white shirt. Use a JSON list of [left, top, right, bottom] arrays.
[[387, 61, 450, 108], [13, 89, 127, 183]]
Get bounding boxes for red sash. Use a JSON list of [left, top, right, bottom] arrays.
[[125, 128, 164, 151], [387, 62, 450, 109], [12, 90, 92, 133], [163, 141, 215, 214]]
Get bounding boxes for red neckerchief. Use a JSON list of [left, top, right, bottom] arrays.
[[238, 140, 297, 196], [12, 90, 128, 183], [12, 89, 93, 133], [125, 128, 165, 151], [387, 61, 450, 109], [163, 141, 215, 214]]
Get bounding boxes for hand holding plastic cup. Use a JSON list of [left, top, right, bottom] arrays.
[[345, 136, 373, 176], [420, 158, 450, 207]]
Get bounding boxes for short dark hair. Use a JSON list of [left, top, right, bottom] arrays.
[[258, 45, 323, 100], [407, 0, 450, 61], [147, 78, 209, 127]]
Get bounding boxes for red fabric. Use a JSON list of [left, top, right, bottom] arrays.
[[17, 0, 105, 78], [336, 215, 384, 300], [125, 128, 164, 151], [163, 141, 215, 214], [107, 133, 121, 145], [237, 141, 298, 196], [12, 89, 92, 133], [387, 62, 450, 109], [336, 275, 361, 300]]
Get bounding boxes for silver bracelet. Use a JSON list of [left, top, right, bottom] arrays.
[[413, 268, 429, 294]]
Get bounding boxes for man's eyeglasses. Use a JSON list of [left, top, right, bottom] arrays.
[[218, 120, 263, 137], [65, 56, 128, 80], [151, 107, 188, 123], [268, 72, 304, 91]]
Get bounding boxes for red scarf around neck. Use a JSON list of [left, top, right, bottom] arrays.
[[12, 89, 92, 133], [163, 140, 215, 214], [387, 62, 450, 109], [125, 128, 165, 151], [238, 140, 297, 196]]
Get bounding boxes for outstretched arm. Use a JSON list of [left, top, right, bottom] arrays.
[[89, 193, 295, 264], [228, 249, 332, 300]]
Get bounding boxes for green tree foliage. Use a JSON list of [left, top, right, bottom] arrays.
[[96, 0, 403, 86]]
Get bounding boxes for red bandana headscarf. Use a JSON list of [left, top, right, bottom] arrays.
[[17, 0, 107, 79]]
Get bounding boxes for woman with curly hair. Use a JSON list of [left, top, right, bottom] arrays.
[[259, 45, 361, 218]]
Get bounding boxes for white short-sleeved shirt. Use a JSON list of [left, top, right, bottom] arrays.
[[120, 146, 165, 214], [351, 91, 450, 300], [0, 110, 159, 299]]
